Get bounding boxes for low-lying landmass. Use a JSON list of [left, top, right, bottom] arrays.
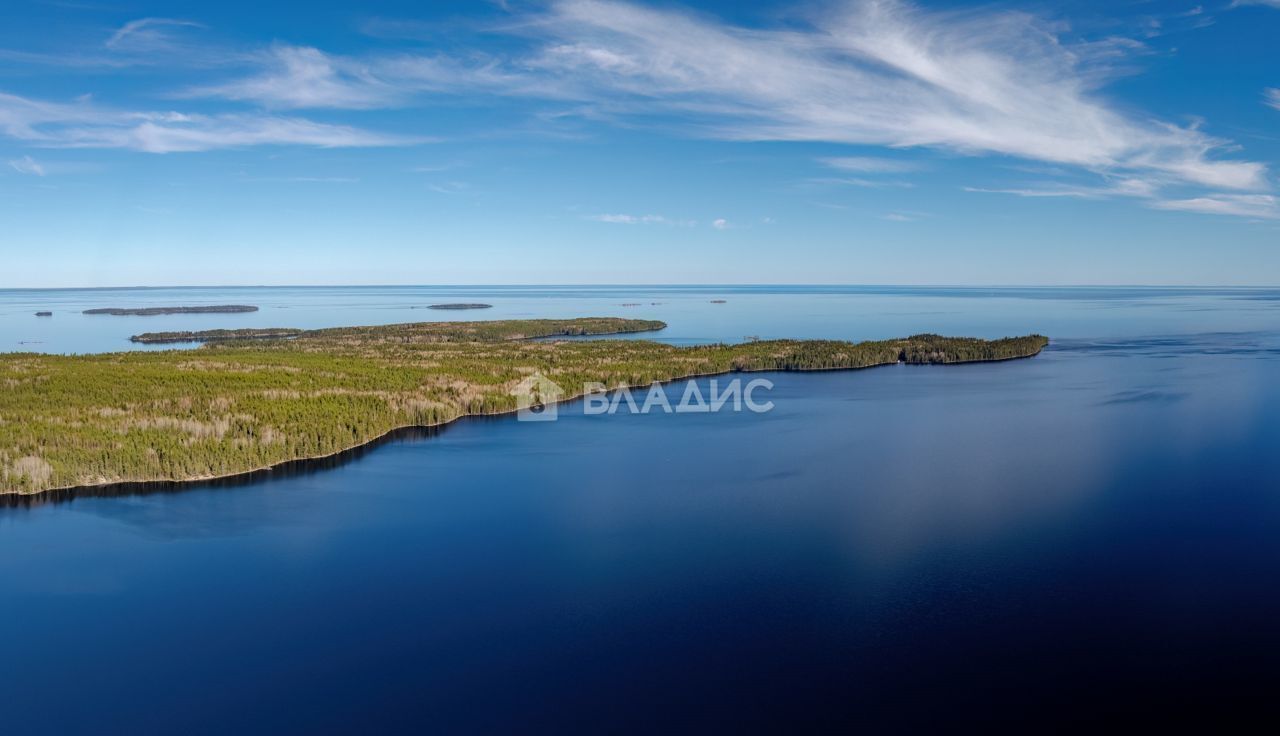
[[131, 328, 305, 344], [0, 318, 1047, 495], [84, 305, 259, 316], [425, 303, 493, 310], [34, 311, 52, 317]]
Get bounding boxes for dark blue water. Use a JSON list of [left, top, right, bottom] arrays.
[[3, 287, 1280, 731]]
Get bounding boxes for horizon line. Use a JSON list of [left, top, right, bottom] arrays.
[[2, 283, 1280, 292]]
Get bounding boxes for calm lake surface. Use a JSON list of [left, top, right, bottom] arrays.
[[3, 285, 1280, 731]]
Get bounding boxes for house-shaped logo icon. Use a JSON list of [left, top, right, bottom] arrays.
[[511, 372, 564, 422]]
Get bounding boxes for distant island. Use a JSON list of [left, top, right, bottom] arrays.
[[131, 328, 304, 344], [84, 305, 259, 316], [34, 311, 52, 317], [424, 303, 493, 310], [0, 318, 1047, 496]]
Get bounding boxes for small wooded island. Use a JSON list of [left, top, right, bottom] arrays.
[[425, 303, 493, 310], [84, 305, 259, 316], [0, 318, 1047, 495]]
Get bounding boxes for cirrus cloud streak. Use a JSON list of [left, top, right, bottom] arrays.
[[0, 91, 418, 152], [523, 0, 1266, 192]]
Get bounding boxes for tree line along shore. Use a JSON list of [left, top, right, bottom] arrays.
[[130, 329, 304, 344], [0, 318, 1047, 495]]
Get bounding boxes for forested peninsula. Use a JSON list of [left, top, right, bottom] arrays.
[[0, 318, 1047, 495]]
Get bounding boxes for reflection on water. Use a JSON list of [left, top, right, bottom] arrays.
[[3, 288, 1280, 730]]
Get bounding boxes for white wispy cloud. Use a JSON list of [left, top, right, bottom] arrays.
[[969, 177, 1279, 218], [522, 0, 1265, 192], [712, 218, 728, 230], [180, 0, 1264, 196], [0, 0, 1271, 221], [1266, 88, 1280, 111], [0, 91, 418, 152], [427, 181, 470, 194], [7, 154, 45, 176], [246, 176, 361, 183], [106, 18, 204, 52], [109, 115, 412, 152], [185, 46, 399, 109], [808, 176, 914, 189], [965, 186, 1097, 199], [819, 156, 922, 173], [0, 17, 230, 69], [1149, 194, 1279, 219], [183, 44, 541, 110], [586, 213, 694, 226], [882, 209, 932, 222], [965, 178, 1158, 200], [411, 162, 464, 173], [183, 42, 573, 112]]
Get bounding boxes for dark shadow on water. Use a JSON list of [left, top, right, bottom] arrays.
[[1050, 331, 1280, 358], [1099, 389, 1189, 405]]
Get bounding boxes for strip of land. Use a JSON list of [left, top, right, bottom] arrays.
[[0, 318, 1047, 495], [131, 329, 305, 344], [84, 305, 258, 316]]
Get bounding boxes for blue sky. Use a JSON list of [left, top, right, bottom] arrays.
[[1, 0, 1278, 287]]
